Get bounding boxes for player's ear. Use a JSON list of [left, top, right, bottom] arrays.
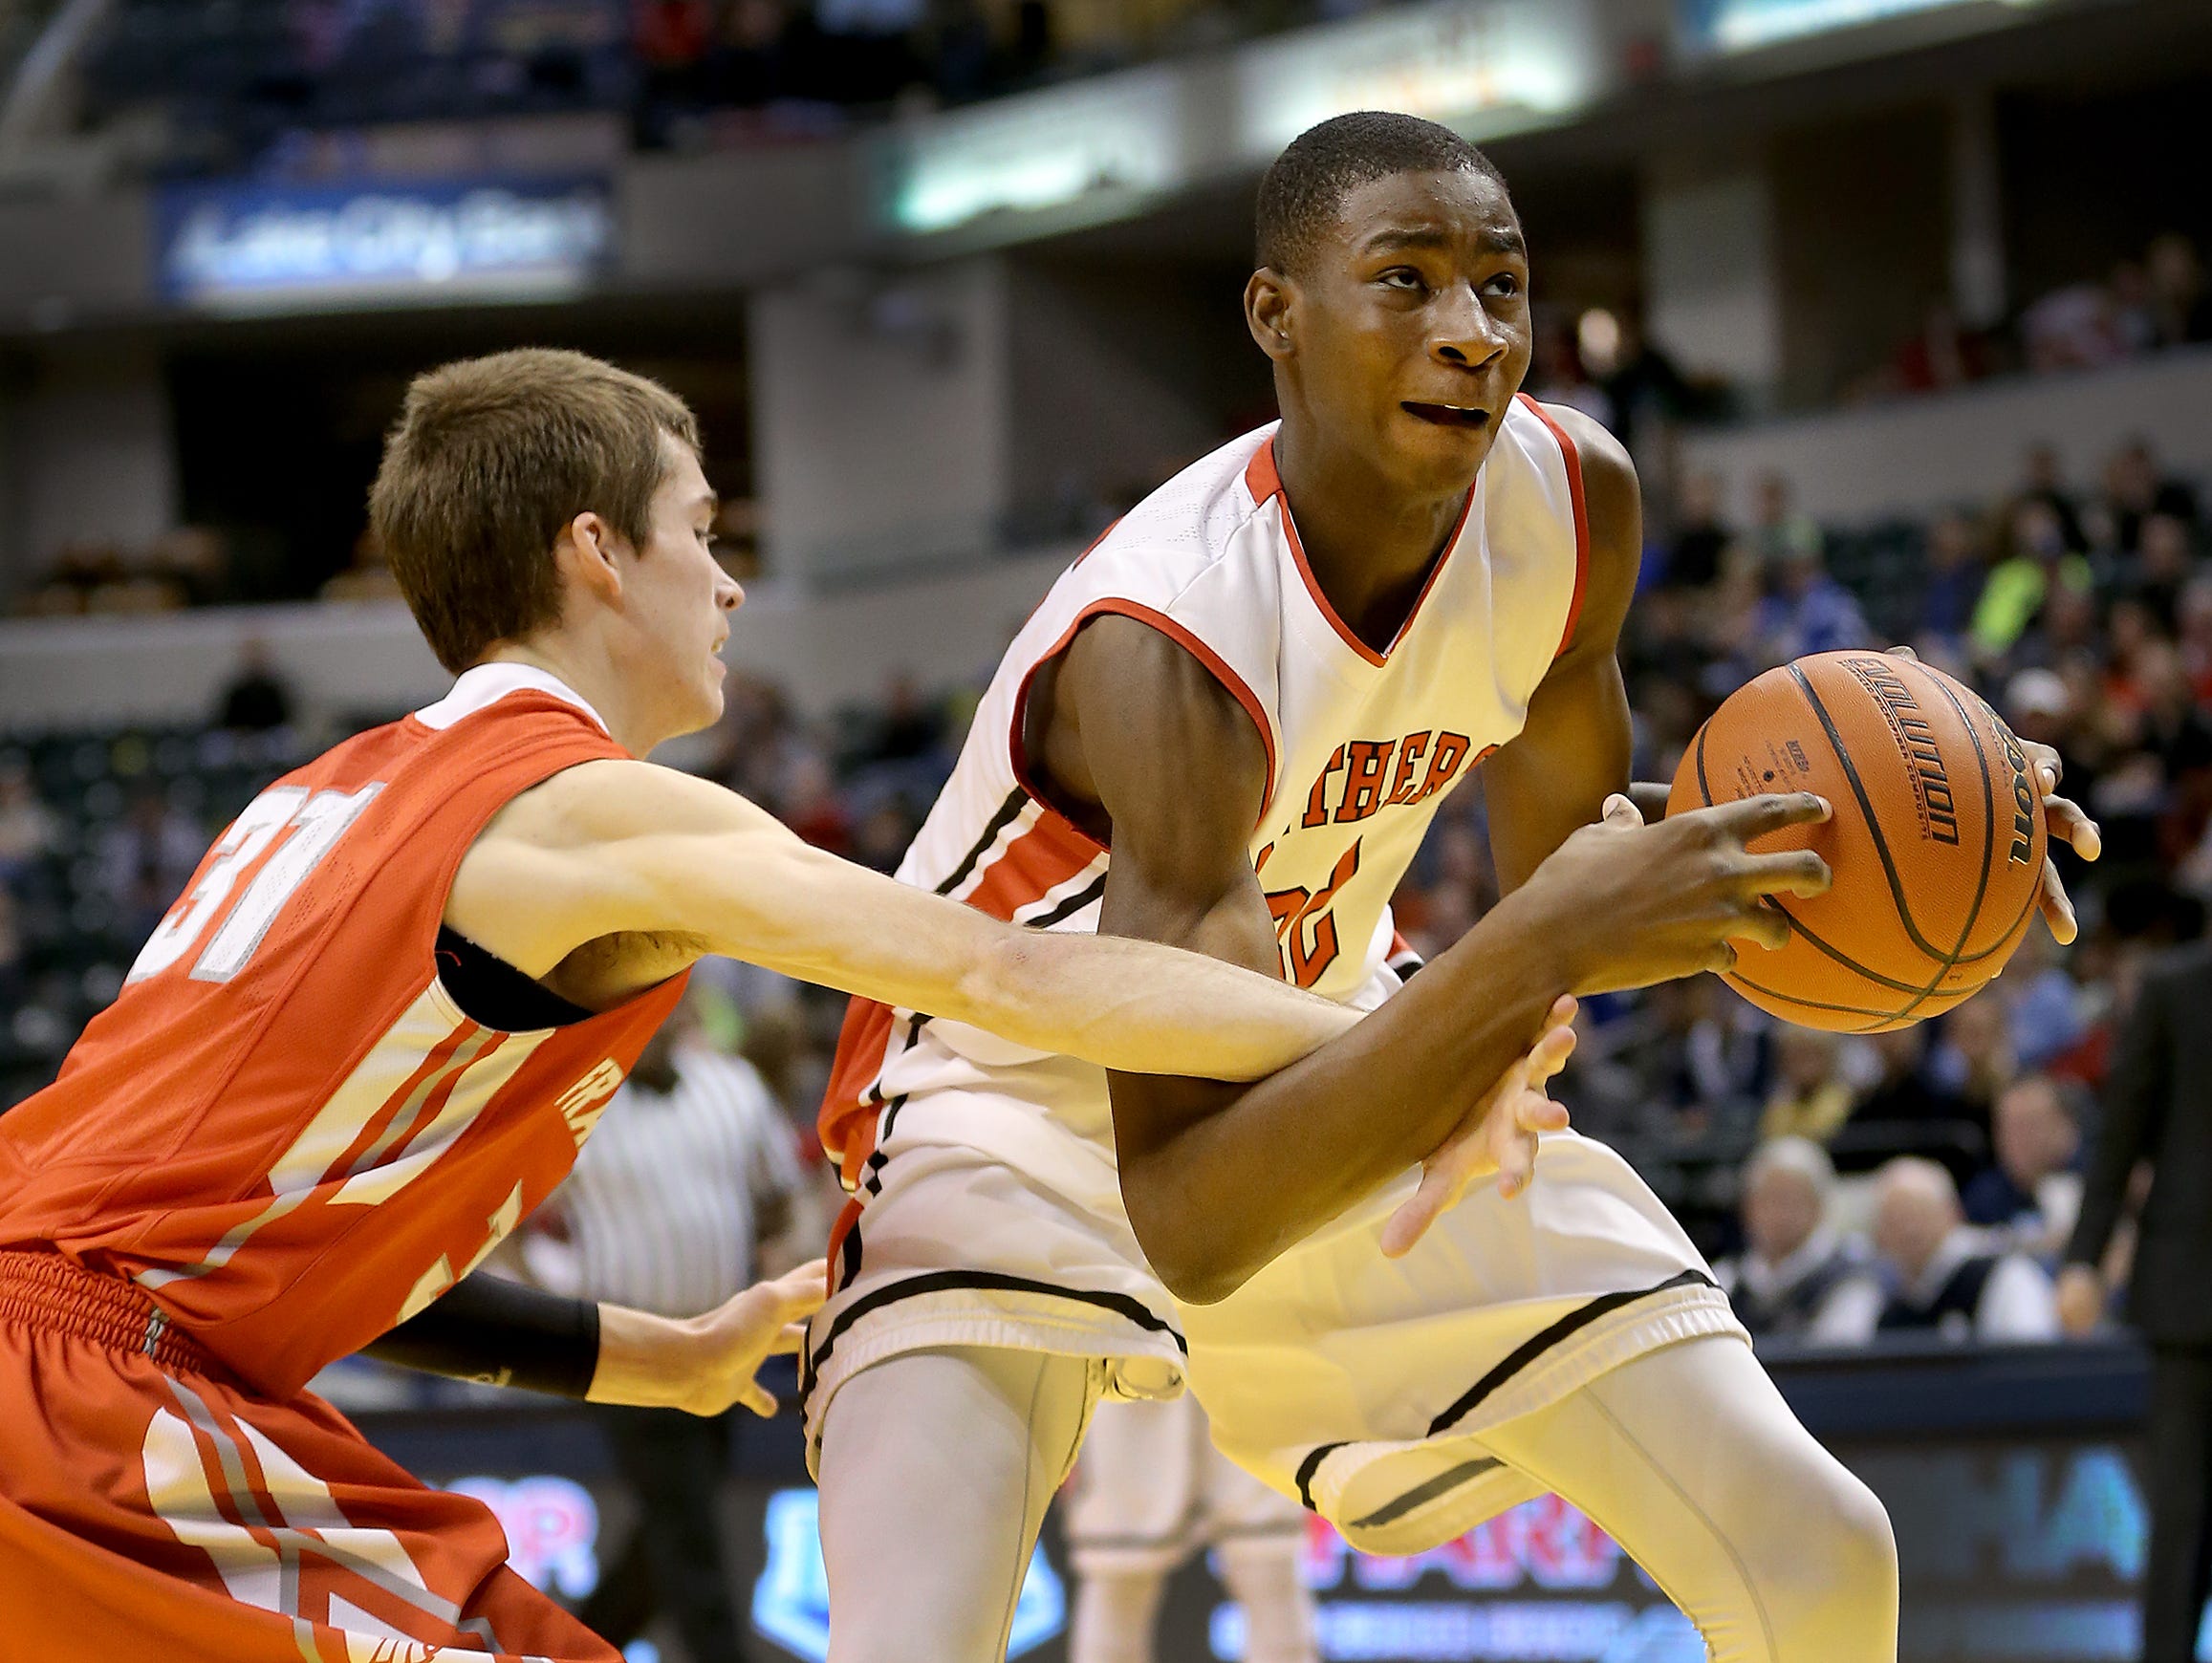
[[1246, 268, 1295, 363], [554, 511, 625, 604]]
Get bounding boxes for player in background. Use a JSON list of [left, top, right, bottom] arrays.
[[810, 115, 2097, 1663], [0, 349, 1574, 1663], [1066, 1393, 1318, 1663]]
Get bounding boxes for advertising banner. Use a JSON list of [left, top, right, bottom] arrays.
[[154, 176, 615, 312]]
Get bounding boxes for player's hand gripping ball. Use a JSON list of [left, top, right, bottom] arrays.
[[1667, 650, 2052, 1032]]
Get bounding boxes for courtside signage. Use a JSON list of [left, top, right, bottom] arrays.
[[155, 177, 615, 313]]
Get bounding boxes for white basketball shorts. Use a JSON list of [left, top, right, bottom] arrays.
[[800, 1080, 1746, 1557]]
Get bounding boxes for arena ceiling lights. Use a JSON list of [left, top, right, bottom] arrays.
[[875, 0, 1599, 246], [1683, 0, 2042, 54]]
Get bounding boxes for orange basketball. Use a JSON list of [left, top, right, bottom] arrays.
[[1666, 650, 2048, 1032]]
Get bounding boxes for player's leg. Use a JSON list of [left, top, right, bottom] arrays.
[[1070, 1566, 1169, 1663], [817, 1346, 1101, 1663], [1065, 1396, 1193, 1663], [1215, 1538, 1318, 1663], [1201, 1431, 1317, 1663], [1476, 1335, 1898, 1663]]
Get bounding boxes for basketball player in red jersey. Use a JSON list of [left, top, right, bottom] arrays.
[[810, 116, 2099, 1663], [0, 349, 1584, 1663]]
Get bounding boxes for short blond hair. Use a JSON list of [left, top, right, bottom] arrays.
[[370, 349, 700, 673]]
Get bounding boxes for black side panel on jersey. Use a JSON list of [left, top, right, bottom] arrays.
[[434, 925, 595, 1030]]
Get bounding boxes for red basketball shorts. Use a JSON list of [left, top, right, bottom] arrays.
[[0, 1249, 617, 1663]]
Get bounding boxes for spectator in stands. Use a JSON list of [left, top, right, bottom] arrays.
[[214, 638, 295, 734], [2126, 513, 2199, 633], [518, 998, 807, 1663], [1746, 472, 1819, 570], [778, 751, 852, 855], [1590, 312, 1696, 461], [1755, 534, 1868, 663], [1971, 499, 2092, 664], [1713, 1137, 1871, 1345], [1659, 470, 1731, 594], [0, 760, 55, 891], [1963, 1074, 2084, 1263], [2104, 438, 2200, 556], [2060, 938, 2212, 1663], [1850, 1023, 1969, 1131], [2110, 261, 2159, 356], [2179, 577, 2212, 706], [1566, 975, 1763, 1143], [1928, 994, 2016, 1142], [1914, 510, 1986, 648], [96, 784, 205, 949], [864, 670, 946, 766], [1842, 1156, 2059, 1342], [2018, 443, 2091, 555], [1885, 298, 1992, 395], [2022, 277, 2128, 375], [320, 529, 405, 603], [708, 0, 796, 106], [2145, 232, 2210, 349], [2002, 923, 2085, 1073], [0, 887, 25, 1014], [1760, 1027, 1857, 1145]]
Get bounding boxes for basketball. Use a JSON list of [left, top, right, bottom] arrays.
[[1666, 650, 2048, 1033]]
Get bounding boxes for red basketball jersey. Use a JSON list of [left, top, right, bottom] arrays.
[[0, 665, 688, 1398]]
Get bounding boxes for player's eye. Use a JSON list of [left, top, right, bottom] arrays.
[[1483, 273, 1523, 298], [1378, 269, 1425, 292]]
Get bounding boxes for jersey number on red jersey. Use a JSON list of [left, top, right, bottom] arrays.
[[127, 784, 384, 986]]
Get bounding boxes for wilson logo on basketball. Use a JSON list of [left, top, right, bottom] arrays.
[[1854, 661, 1960, 848], [1988, 708, 2037, 868]]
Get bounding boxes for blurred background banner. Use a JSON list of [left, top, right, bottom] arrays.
[[154, 174, 617, 311]]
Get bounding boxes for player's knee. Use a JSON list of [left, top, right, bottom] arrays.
[[1764, 1464, 1898, 1655]]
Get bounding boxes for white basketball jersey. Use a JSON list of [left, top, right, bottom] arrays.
[[819, 394, 1589, 1188]]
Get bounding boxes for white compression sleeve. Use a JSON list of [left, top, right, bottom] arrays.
[[1474, 1334, 1898, 1663], [817, 1347, 1101, 1663]]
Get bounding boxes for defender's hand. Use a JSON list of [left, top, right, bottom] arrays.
[[591, 1259, 825, 1417], [1381, 997, 1576, 1258], [1512, 793, 1832, 996]]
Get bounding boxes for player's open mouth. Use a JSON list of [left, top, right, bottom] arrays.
[[1401, 401, 1490, 428]]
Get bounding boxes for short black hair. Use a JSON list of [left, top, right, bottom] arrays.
[[1255, 111, 1507, 275]]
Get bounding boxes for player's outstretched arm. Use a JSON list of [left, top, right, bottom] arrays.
[[443, 761, 1355, 1082]]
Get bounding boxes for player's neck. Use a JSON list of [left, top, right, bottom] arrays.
[[1271, 421, 1471, 653], [478, 638, 667, 758]]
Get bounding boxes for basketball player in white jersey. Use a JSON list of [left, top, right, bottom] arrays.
[[804, 114, 2087, 1663]]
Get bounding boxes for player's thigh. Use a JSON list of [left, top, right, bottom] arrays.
[[817, 1346, 1100, 1663], [1478, 1336, 1897, 1663]]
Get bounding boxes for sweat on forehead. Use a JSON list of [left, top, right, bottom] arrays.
[[1255, 110, 1508, 275]]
